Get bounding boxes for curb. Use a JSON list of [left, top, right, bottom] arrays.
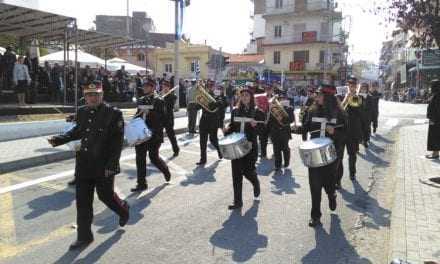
[[0, 118, 229, 174]]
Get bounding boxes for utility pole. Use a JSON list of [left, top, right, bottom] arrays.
[[126, 0, 131, 57], [174, 0, 180, 110]]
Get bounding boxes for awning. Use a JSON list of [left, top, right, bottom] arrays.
[[0, 3, 141, 49], [409, 65, 440, 72]]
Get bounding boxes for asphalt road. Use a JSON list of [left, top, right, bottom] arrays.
[[0, 101, 428, 263]]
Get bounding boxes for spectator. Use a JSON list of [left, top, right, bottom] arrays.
[[426, 79, 440, 159], [13, 56, 31, 105]]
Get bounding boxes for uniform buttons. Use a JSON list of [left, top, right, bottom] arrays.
[[91, 110, 95, 114], [88, 119, 92, 123], [84, 138, 88, 141], [86, 128, 90, 132], [84, 147, 88, 151]]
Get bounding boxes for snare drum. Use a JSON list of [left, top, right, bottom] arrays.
[[219, 133, 252, 160], [64, 122, 81, 151], [299, 137, 337, 168], [124, 118, 152, 146]]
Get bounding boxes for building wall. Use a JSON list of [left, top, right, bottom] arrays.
[[151, 42, 220, 80], [95, 12, 154, 39]]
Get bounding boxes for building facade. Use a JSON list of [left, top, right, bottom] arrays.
[[151, 41, 223, 80], [262, 0, 346, 88], [246, 0, 266, 54], [95, 11, 155, 39]]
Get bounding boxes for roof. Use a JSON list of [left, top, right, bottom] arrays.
[[147, 33, 175, 48], [0, 3, 141, 49], [229, 54, 265, 64]]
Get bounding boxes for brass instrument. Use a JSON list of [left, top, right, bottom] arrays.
[[158, 85, 179, 99], [342, 93, 362, 110], [269, 96, 289, 126], [195, 81, 218, 113]]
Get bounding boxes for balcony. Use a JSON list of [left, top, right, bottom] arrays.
[[263, 33, 341, 46], [264, 1, 334, 16]]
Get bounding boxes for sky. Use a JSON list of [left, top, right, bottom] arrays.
[[6, 0, 395, 63]]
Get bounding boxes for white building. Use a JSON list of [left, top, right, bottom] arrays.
[[262, 0, 347, 87], [246, 0, 266, 54]]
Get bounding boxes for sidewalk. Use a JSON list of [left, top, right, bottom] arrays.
[[389, 124, 440, 264], [0, 113, 229, 174]]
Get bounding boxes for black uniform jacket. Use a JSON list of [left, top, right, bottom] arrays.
[[427, 93, 440, 151], [225, 106, 258, 162], [135, 94, 165, 144], [52, 103, 124, 176], [216, 95, 228, 128], [267, 105, 295, 141], [370, 91, 382, 114], [361, 94, 375, 121], [302, 106, 347, 150], [345, 102, 366, 142], [163, 93, 177, 127], [199, 91, 223, 132]]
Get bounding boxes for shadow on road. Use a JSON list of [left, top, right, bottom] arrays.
[[270, 168, 301, 195], [358, 148, 390, 168], [301, 214, 371, 264], [339, 181, 391, 230], [180, 160, 220, 186], [34, 147, 62, 153], [94, 184, 167, 234], [372, 134, 394, 144], [256, 158, 274, 177], [24, 190, 74, 220], [210, 200, 268, 263], [367, 141, 385, 154]]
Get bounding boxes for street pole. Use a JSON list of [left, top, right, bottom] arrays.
[[174, 0, 180, 110], [126, 0, 131, 57]]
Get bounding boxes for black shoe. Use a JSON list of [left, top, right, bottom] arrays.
[[254, 184, 260, 198], [283, 162, 290, 168], [196, 160, 206, 166], [173, 149, 179, 157], [425, 154, 440, 159], [373, 128, 377, 133], [275, 167, 281, 172], [69, 239, 93, 251], [228, 203, 243, 210], [130, 184, 148, 192], [164, 173, 171, 183], [329, 194, 337, 211], [67, 179, 76, 186], [363, 141, 369, 148], [119, 201, 130, 227], [335, 183, 341, 190], [308, 218, 321, 228], [350, 173, 356, 181], [218, 152, 223, 160]]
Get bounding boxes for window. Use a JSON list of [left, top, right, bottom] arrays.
[[190, 61, 199, 72], [274, 51, 281, 64], [165, 63, 173, 73], [293, 23, 306, 41], [274, 25, 282, 38], [137, 53, 145, 62], [320, 22, 330, 40], [275, 0, 283, 8], [319, 50, 326, 64], [293, 50, 309, 63], [332, 53, 341, 64]]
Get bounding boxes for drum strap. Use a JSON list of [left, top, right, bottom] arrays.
[[311, 117, 337, 138]]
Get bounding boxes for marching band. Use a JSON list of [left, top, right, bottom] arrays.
[[49, 74, 383, 250]]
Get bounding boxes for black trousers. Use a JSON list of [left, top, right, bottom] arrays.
[[135, 141, 171, 186], [345, 139, 359, 176], [76, 175, 127, 241], [199, 128, 220, 162], [258, 129, 269, 157], [308, 162, 336, 220], [231, 153, 259, 205], [363, 116, 372, 142], [187, 104, 198, 133], [334, 146, 345, 185], [371, 112, 379, 131], [272, 136, 290, 168], [165, 124, 179, 153]]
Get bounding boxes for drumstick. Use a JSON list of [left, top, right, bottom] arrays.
[[308, 124, 344, 134]]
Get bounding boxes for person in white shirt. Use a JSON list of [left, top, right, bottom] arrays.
[[13, 56, 31, 105]]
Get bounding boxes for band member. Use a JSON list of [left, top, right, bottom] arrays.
[[161, 80, 180, 157], [223, 88, 260, 209], [369, 82, 382, 134], [186, 79, 199, 134], [131, 79, 171, 192], [48, 82, 129, 250], [214, 84, 228, 133], [299, 88, 317, 141], [197, 79, 223, 165], [256, 84, 274, 159], [426, 79, 440, 159], [301, 84, 346, 227], [359, 82, 374, 147], [341, 76, 366, 181], [267, 92, 295, 171]]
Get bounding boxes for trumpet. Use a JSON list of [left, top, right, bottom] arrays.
[[195, 81, 218, 113], [269, 96, 290, 126], [342, 93, 362, 110], [158, 85, 179, 99]]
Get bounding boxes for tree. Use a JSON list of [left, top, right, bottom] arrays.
[[387, 0, 440, 48]]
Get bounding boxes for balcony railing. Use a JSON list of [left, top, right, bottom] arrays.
[[265, 1, 332, 15], [263, 34, 340, 45]]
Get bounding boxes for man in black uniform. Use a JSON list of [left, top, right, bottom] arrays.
[[161, 79, 180, 157], [359, 82, 374, 147], [256, 84, 274, 159], [197, 79, 223, 165], [426, 79, 440, 159], [369, 82, 382, 134], [48, 83, 129, 250], [131, 79, 171, 192], [341, 76, 366, 181]]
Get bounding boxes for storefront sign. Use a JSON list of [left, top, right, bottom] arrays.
[[302, 31, 317, 42]]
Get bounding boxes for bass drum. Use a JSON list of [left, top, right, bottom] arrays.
[[299, 137, 337, 168], [219, 133, 252, 160], [124, 118, 152, 147], [64, 122, 81, 151]]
